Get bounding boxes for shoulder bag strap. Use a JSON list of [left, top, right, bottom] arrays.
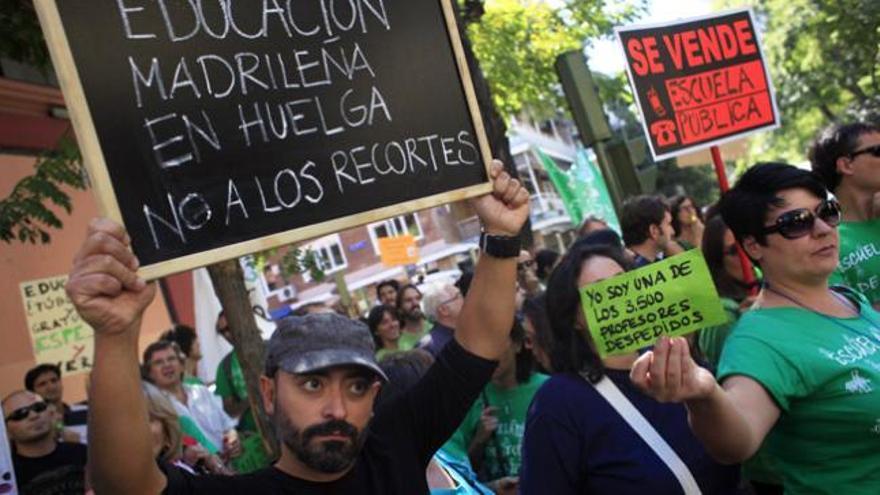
[[586, 373, 703, 495]]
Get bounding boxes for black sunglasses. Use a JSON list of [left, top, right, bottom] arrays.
[[849, 144, 880, 159], [4, 401, 48, 423], [761, 199, 841, 239], [723, 244, 739, 257]]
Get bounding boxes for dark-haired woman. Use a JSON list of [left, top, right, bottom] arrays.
[[697, 214, 755, 367], [632, 163, 880, 494], [671, 195, 704, 250], [521, 294, 553, 372], [519, 244, 739, 494], [367, 305, 403, 361]]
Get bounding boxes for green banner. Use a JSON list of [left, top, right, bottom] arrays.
[[573, 146, 621, 234], [535, 147, 620, 233], [580, 250, 728, 357]]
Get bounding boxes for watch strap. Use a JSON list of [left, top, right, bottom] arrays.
[[479, 232, 521, 258]]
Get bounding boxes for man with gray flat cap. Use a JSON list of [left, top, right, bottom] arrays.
[[66, 161, 529, 494]]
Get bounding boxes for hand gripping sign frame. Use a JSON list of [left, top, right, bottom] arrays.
[[34, 0, 494, 280], [615, 8, 780, 162]]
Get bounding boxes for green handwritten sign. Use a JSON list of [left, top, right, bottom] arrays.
[[580, 250, 728, 357]]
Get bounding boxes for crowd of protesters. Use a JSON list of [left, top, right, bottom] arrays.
[[3, 121, 879, 494]]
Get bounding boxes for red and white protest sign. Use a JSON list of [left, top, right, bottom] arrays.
[[616, 9, 779, 160]]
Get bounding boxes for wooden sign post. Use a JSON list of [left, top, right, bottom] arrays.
[[35, 0, 494, 279]]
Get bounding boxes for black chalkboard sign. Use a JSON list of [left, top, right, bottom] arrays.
[[36, 0, 492, 278]]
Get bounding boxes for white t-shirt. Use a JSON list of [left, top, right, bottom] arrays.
[[166, 384, 236, 450]]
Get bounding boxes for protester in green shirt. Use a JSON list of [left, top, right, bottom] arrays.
[[632, 163, 880, 494], [213, 312, 255, 434], [397, 284, 431, 350], [810, 122, 880, 309], [443, 318, 548, 484], [697, 213, 784, 494], [367, 305, 403, 361]]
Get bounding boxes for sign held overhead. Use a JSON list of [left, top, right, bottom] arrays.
[[35, 0, 493, 279], [616, 9, 779, 161]]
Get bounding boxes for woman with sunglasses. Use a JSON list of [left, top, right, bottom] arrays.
[[631, 163, 880, 494]]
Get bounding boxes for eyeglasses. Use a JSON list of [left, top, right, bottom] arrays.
[[723, 244, 739, 257], [440, 292, 462, 307], [849, 144, 880, 159], [761, 199, 841, 240], [4, 401, 48, 423]]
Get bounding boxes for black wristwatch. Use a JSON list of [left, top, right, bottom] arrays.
[[479, 232, 521, 258]]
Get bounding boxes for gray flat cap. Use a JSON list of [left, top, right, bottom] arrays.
[[265, 313, 388, 382]]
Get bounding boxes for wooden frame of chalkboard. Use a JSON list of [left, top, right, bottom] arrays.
[[35, 0, 494, 280]]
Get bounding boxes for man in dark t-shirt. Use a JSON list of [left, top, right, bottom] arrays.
[[25, 363, 89, 443], [67, 161, 529, 494], [3, 390, 87, 494], [620, 195, 683, 267]]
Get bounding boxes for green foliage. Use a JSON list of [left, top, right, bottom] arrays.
[[463, 0, 645, 119], [0, 139, 85, 244], [655, 162, 721, 208], [250, 247, 326, 284], [715, 0, 880, 163], [594, 70, 641, 136], [0, 0, 51, 72]]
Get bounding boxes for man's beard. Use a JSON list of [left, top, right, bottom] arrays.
[[277, 414, 366, 474], [402, 307, 423, 323]]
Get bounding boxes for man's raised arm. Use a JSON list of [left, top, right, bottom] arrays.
[[455, 160, 530, 361], [66, 218, 166, 494]]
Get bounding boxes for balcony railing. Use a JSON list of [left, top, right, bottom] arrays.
[[530, 192, 567, 220]]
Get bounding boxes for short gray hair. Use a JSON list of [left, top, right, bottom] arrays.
[[421, 282, 457, 321]]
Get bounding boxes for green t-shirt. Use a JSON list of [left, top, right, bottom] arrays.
[[214, 352, 256, 433], [717, 291, 880, 494], [398, 319, 432, 351], [443, 373, 549, 481], [696, 298, 782, 485], [698, 297, 741, 369], [831, 219, 880, 306]]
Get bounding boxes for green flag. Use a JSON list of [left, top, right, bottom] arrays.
[[535, 147, 584, 225], [571, 145, 621, 234], [534, 146, 621, 233]]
